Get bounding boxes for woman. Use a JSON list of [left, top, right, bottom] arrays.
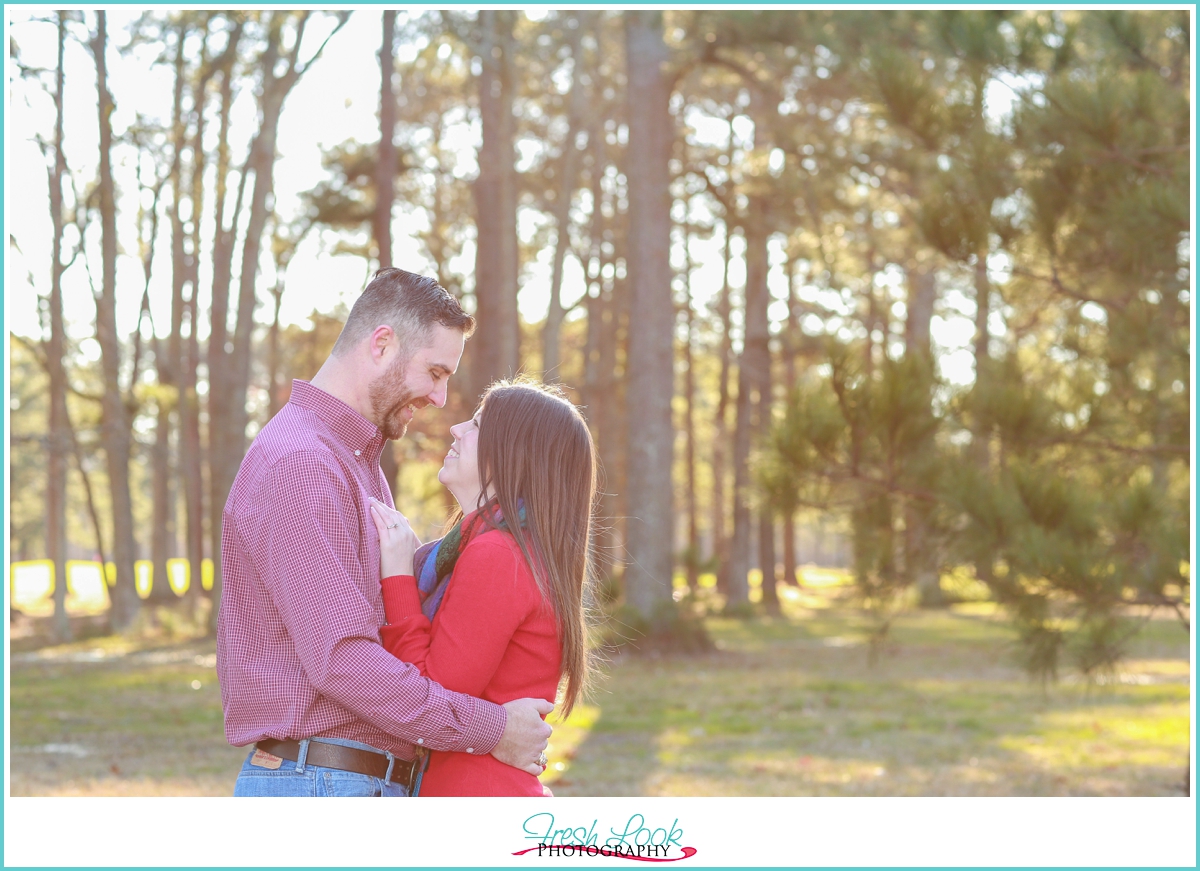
[[368, 379, 596, 796]]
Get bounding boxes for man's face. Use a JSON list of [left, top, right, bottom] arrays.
[[368, 324, 465, 441]]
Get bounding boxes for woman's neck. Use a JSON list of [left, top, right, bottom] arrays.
[[452, 486, 486, 516]]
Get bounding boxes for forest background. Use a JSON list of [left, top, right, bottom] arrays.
[[5, 8, 1192, 798]]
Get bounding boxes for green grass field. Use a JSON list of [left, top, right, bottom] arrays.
[[8, 581, 1190, 796]]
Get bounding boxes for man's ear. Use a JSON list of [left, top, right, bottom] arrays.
[[368, 325, 395, 365]]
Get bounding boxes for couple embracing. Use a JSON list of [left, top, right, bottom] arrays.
[[215, 268, 596, 797]]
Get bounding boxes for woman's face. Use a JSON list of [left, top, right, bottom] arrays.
[[438, 411, 483, 510]]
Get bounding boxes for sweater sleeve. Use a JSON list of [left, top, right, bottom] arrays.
[[379, 536, 533, 698], [378, 575, 433, 670]]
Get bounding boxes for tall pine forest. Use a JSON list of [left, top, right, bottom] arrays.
[[8, 10, 1190, 681]]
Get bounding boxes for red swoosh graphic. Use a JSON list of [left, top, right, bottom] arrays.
[[511, 846, 697, 862]]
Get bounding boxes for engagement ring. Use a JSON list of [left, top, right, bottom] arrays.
[[537, 752, 548, 769]]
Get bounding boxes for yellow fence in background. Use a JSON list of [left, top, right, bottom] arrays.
[[9, 558, 214, 616]]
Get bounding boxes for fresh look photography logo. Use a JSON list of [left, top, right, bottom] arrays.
[[513, 813, 697, 862]]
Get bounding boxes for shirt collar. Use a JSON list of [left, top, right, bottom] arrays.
[[288, 380, 386, 457]]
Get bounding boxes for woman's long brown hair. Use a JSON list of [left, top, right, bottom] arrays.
[[458, 379, 597, 718]]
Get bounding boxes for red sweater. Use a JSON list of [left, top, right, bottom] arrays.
[[379, 528, 560, 796]]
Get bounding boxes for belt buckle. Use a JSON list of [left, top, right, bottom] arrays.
[[383, 749, 396, 784], [407, 746, 428, 795]]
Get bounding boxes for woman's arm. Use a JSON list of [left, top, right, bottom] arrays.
[[377, 574, 433, 671], [369, 501, 554, 774], [379, 537, 536, 697]]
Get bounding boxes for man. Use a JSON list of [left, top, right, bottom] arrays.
[[216, 268, 552, 796]]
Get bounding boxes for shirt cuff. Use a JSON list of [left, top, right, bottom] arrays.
[[457, 696, 508, 756], [380, 574, 421, 623]]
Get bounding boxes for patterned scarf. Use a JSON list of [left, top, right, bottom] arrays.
[[414, 502, 526, 620]]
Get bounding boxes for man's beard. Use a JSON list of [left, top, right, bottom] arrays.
[[368, 355, 421, 441]]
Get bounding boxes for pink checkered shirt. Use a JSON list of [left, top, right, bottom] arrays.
[[216, 380, 506, 760]]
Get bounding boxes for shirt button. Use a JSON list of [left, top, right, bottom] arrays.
[[465, 748, 474, 754], [355, 450, 361, 457], [416, 738, 424, 745]]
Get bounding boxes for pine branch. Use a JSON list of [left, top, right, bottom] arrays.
[[1037, 435, 1189, 458], [11, 332, 49, 370], [293, 11, 352, 78], [1007, 264, 1130, 313]]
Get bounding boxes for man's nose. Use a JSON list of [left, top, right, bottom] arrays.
[[428, 382, 448, 409]]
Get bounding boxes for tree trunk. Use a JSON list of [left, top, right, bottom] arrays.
[[582, 119, 615, 585], [373, 12, 399, 504], [375, 10, 397, 268], [759, 514, 779, 613], [782, 513, 799, 586], [134, 130, 174, 609], [470, 9, 520, 397], [728, 354, 753, 608], [750, 214, 779, 614], [181, 26, 213, 612], [204, 15, 244, 626], [711, 275, 733, 595], [711, 130, 736, 597], [581, 118, 605, 417], [864, 281, 879, 382], [905, 262, 942, 606], [208, 12, 342, 631], [175, 23, 218, 614], [971, 246, 994, 589], [181, 310, 205, 609], [621, 10, 675, 621], [266, 282, 285, 419], [728, 213, 772, 609], [904, 264, 935, 360], [167, 19, 187, 387], [212, 76, 286, 626], [608, 271, 632, 591], [682, 226, 699, 593], [542, 17, 587, 382], [157, 17, 192, 606], [743, 96, 780, 613], [150, 397, 174, 602], [91, 11, 140, 631], [780, 256, 801, 587], [47, 12, 72, 642], [68, 419, 111, 619], [972, 251, 990, 463]]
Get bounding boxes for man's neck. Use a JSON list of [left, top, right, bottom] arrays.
[[311, 358, 373, 423]]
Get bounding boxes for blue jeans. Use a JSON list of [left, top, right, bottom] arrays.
[[233, 737, 411, 797]]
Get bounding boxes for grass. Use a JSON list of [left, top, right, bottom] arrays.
[[8, 585, 1191, 796], [9, 604, 245, 796], [544, 584, 1191, 797]]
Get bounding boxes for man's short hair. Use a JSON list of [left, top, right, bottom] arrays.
[[331, 268, 476, 358]]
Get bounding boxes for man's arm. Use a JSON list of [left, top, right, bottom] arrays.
[[243, 451, 503, 754]]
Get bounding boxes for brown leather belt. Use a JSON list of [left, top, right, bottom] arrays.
[[255, 738, 418, 786]]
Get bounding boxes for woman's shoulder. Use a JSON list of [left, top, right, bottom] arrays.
[[454, 529, 549, 618], [464, 527, 529, 562], [458, 528, 538, 587]]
